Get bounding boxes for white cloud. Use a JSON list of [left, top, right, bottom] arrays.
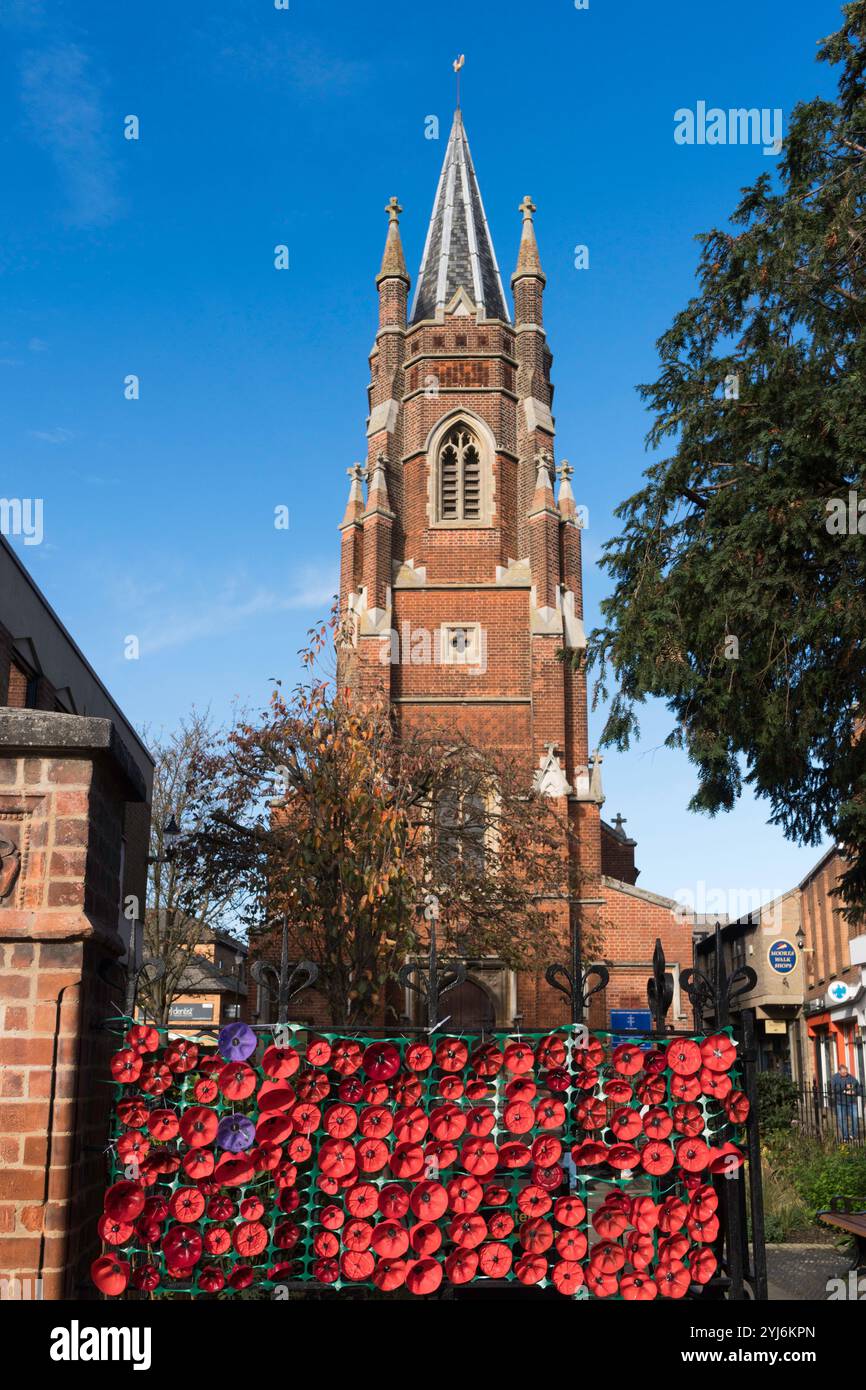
[[28, 426, 72, 443], [137, 575, 337, 656]]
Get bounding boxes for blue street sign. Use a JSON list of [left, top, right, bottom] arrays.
[[767, 940, 797, 975], [610, 1009, 653, 1034]]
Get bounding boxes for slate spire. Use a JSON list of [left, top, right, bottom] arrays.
[[409, 111, 509, 325]]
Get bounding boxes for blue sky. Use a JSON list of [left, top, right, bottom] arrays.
[[0, 0, 844, 908]]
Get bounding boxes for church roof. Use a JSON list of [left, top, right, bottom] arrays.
[[409, 110, 510, 325]]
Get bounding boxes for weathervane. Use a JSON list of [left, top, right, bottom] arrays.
[[453, 54, 465, 109]]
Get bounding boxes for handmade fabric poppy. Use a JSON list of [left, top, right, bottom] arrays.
[[552, 1260, 584, 1295], [666, 1039, 702, 1077], [435, 1038, 469, 1072], [213, 1153, 255, 1186], [138, 1061, 172, 1095], [341, 1183, 376, 1219], [637, 1076, 667, 1105], [362, 1041, 401, 1081], [624, 1231, 655, 1270], [471, 1042, 503, 1076], [286, 1136, 313, 1164], [163, 1225, 203, 1269], [520, 1217, 554, 1253], [534, 1162, 566, 1191], [169, 1187, 206, 1224], [673, 1102, 705, 1138], [554, 1227, 587, 1261], [612, 1042, 645, 1076], [689, 1247, 718, 1285], [466, 1105, 497, 1137], [331, 1040, 364, 1076], [585, 1267, 618, 1298], [517, 1185, 553, 1218], [357, 1133, 397, 1175], [274, 1221, 302, 1250], [405, 1042, 433, 1072], [356, 1106, 391, 1141], [607, 1143, 640, 1172], [219, 1061, 257, 1101], [445, 1248, 479, 1285], [572, 1066, 599, 1092], [216, 1114, 256, 1153], [641, 1141, 675, 1176], [603, 1078, 634, 1103], [104, 1180, 145, 1223], [503, 1100, 535, 1135], [238, 1195, 264, 1222], [313, 1258, 339, 1284], [447, 1175, 483, 1213], [655, 1257, 690, 1299], [207, 1195, 235, 1221], [406, 1258, 443, 1295], [409, 1180, 448, 1221], [482, 1182, 511, 1207], [203, 1226, 232, 1255], [505, 1076, 537, 1103], [515, 1254, 547, 1285], [393, 1075, 423, 1105], [370, 1220, 409, 1258], [389, 1143, 425, 1179], [576, 1037, 605, 1068], [117, 1098, 149, 1128], [410, 1221, 443, 1255], [503, 1041, 535, 1074], [611, 1106, 642, 1141], [317, 1205, 344, 1233], [296, 1069, 330, 1101], [197, 1266, 225, 1293], [643, 1048, 668, 1075], [437, 1075, 465, 1101], [257, 1080, 296, 1113], [368, 1256, 406, 1291], [462, 1138, 499, 1176], [676, 1137, 710, 1173], [658, 1195, 689, 1233], [91, 1255, 130, 1296], [699, 1067, 732, 1100], [218, 1021, 257, 1063], [318, 1137, 358, 1180], [621, 1272, 658, 1301], [117, 1131, 149, 1164], [604, 1191, 632, 1215], [669, 1072, 702, 1101], [315, 1174, 339, 1196], [110, 1048, 142, 1083], [232, 1220, 268, 1257], [642, 1106, 673, 1141], [723, 1089, 750, 1124], [126, 1023, 160, 1054], [164, 1039, 198, 1073], [337, 1077, 365, 1105], [182, 1150, 215, 1183], [179, 1105, 218, 1148], [535, 1034, 566, 1069], [193, 1077, 219, 1104], [400, 1106, 433, 1139], [479, 1242, 513, 1277], [343, 1217, 374, 1251], [689, 1185, 719, 1221], [341, 1249, 375, 1282], [363, 1081, 390, 1105], [228, 1265, 255, 1291], [488, 1211, 515, 1240], [545, 1066, 571, 1093], [570, 1140, 607, 1168], [658, 1232, 690, 1263], [449, 1213, 488, 1249], [141, 1150, 179, 1180], [306, 1037, 332, 1067], [553, 1194, 585, 1227], [575, 1097, 606, 1130], [531, 1135, 563, 1169], [706, 1142, 744, 1175], [255, 1113, 293, 1146], [324, 1103, 358, 1139], [427, 1103, 462, 1142], [592, 1206, 628, 1239], [631, 1196, 660, 1235], [687, 1212, 720, 1244], [535, 1098, 566, 1131], [291, 1102, 322, 1134], [131, 1265, 160, 1292], [498, 1142, 532, 1169], [701, 1033, 736, 1073], [589, 1240, 626, 1275], [466, 1079, 492, 1102], [262, 1043, 300, 1079], [98, 1214, 134, 1246]]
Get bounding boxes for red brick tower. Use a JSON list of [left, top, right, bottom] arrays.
[[338, 112, 692, 1029]]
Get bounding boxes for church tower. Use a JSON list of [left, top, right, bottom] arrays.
[[338, 110, 691, 1029]]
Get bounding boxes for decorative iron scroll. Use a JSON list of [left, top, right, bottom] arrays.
[[94, 1020, 750, 1300]]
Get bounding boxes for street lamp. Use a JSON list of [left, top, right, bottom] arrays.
[[796, 927, 806, 952]]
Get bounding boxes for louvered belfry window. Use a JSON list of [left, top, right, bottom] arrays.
[[439, 424, 482, 521]]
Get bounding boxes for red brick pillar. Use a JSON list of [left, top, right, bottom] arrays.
[[0, 712, 150, 1299]]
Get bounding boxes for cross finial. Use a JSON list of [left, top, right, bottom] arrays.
[[519, 195, 536, 221], [385, 196, 402, 225], [557, 458, 573, 482], [347, 462, 364, 483]]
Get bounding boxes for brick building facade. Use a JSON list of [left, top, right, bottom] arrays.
[[314, 110, 692, 1031]]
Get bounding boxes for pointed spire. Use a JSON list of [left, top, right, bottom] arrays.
[[410, 111, 509, 324], [341, 462, 366, 528], [377, 196, 409, 285], [512, 195, 545, 285], [557, 459, 577, 520], [530, 449, 556, 512], [365, 452, 393, 515]]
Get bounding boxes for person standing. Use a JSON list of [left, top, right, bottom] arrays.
[[830, 1063, 861, 1141]]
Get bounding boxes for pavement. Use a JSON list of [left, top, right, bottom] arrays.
[[766, 1242, 854, 1300]]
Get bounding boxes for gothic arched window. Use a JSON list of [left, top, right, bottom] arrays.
[[438, 424, 482, 522]]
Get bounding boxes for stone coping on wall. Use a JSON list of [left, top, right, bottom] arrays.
[[0, 709, 148, 803]]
